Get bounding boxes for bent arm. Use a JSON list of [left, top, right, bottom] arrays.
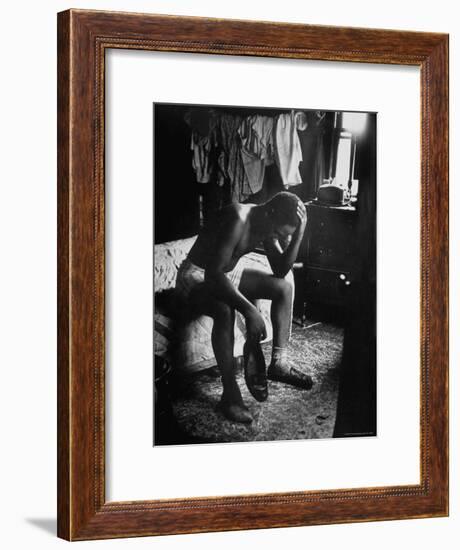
[[264, 231, 303, 278], [264, 201, 307, 278], [204, 216, 258, 319]]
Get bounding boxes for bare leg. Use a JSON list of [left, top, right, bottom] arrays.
[[239, 269, 293, 348], [189, 285, 252, 422], [210, 302, 238, 401], [269, 280, 292, 348], [239, 269, 313, 390]]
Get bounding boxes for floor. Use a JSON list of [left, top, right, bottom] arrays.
[[161, 320, 344, 445]]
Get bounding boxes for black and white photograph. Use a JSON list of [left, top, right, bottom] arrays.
[[154, 102, 376, 446], [1, 0, 454, 546]]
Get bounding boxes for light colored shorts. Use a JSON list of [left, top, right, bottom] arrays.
[[175, 258, 245, 300]]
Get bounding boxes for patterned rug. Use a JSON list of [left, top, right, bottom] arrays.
[[168, 320, 343, 445]]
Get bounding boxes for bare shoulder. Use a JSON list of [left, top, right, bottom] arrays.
[[220, 202, 252, 226]]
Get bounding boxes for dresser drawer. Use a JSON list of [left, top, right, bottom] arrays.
[[304, 208, 355, 269], [307, 241, 354, 269], [304, 267, 353, 305]]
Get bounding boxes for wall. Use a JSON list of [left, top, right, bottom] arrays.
[[155, 104, 200, 243], [0, 1, 457, 549]]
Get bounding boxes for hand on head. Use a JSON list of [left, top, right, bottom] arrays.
[[296, 199, 307, 229]]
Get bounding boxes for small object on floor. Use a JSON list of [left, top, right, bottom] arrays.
[[304, 322, 322, 330], [243, 341, 268, 402], [267, 362, 314, 390], [315, 414, 330, 425], [217, 398, 253, 424]]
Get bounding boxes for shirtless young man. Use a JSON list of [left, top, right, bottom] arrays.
[[175, 191, 313, 423]]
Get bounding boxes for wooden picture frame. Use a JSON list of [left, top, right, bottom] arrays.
[[57, 9, 449, 541]]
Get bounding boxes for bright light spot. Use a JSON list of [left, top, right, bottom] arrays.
[[342, 112, 368, 135]]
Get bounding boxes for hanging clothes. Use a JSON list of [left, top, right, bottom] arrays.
[[238, 115, 275, 197], [298, 111, 326, 198], [190, 132, 213, 183], [185, 109, 218, 184], [216, 114, 251, 202], [186, 108, 308, 200], [274, 111, 305, 188]]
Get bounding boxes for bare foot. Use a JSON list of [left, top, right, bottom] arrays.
[[217, 398, 253, 424], [267, 361, 313, 390]]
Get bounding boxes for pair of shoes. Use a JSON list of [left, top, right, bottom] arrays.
[[267, 362, 314, 390], [217, 399, 253, 424], [243, 341, 268, 402]]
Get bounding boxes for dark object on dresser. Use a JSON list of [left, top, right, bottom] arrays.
[[316, 184, 350, 206]]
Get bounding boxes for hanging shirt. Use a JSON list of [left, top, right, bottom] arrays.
[[274, 111, 305, 187], [238, 115, 274, 196], [190, 132, 213, 183], [216, 114, 251, 201]]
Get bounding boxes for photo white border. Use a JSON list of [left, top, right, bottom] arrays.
[[106, 49, 420, 502]]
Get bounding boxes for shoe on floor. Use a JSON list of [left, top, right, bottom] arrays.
[[267, 362, 313, 390]]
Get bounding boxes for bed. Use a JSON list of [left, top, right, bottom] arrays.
[[154, 236, 293, 374]]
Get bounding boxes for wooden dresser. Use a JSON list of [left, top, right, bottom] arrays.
[[301, 202, 358, 309]]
